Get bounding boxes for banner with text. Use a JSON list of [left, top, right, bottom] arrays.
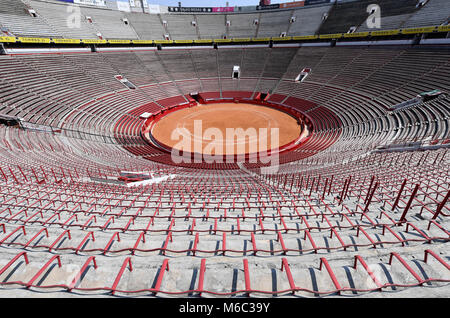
[[168, 7, 213, 13], [256, 4, 280, 10], [280, 1, 305, 9], [212, 7, 235, 12], [73, 0, 106, 6]]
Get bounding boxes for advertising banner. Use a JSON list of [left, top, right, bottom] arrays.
[[53, 38, 81, 44], [280, 1, 305, 9], [232, 38, 251, 42], [168, 7, 213, 13], [343, 32, 370, 38], [401, 27, 436, 34], [194, 39, 213, 43], [0, 36, 16, 43], [370, 29, 400, 36], [82, 39, 107, 44], [292, 35, 319, 40], [256, 4, 280, 10], [132, 40, 154, 44], [438, 25, 450, 32], [212, 7, 235, 13], [73, 0, 106, 6], [109, 39, 132, 44], [252, 37, 271, 41], [305, 0, 330, 5], [18, 37, 51, 43], [272, 36, 293, 41], [174, 40, 194, 44], [319, 33, 343, 39]]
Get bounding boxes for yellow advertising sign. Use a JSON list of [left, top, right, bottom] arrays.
[[370, 29, 400, 36], [292, 35, 318, 40], [401, 27, 436, 34], [194, 39, 213, 43], [214, 39, 232, 43], [272, 36, 292, 41], [18, 37, 51, 43], [132, 40, 154, 44], [82, 39, 107, 44], [438, 25, 450, 32], [232, 38, 251, 42], [0, 36, 16, 43], [252, 37, 271, 42], [108, 39, 132, 44], [343, 32, 370, 38], [174, 40, 194, 44], [53, 38, 81, 44], [319, 33, 343, 39], [154, 40, 173, 44]]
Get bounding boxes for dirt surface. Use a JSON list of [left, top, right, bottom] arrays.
[[149, 103, 303, 155]]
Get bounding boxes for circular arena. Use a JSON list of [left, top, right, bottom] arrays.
[[0, 0, 449, 303], [147, 102, 305, 156]]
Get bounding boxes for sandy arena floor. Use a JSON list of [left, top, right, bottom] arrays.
[[149, 103, 303, 156]]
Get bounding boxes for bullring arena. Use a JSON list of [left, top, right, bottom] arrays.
[[148, 102, 305, 156], [0, 0, 449, 304]]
